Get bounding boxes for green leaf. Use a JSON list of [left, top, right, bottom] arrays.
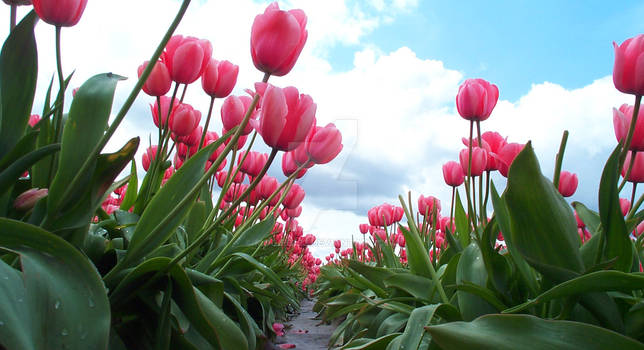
[[0, 218, 110, 350], [350, 260, 396, 290], [0, 11, 38, 159], [398, 225, 433, 279], [384, 272, 434, 302], [426, 314, 644, 350], [115, 142, 216, 272], [504, 270, 644, 314], [599, 145, 633, 272], [342, 333, 401, 350], [454, 190, 470, 248], [572, 202, 600, 235], [456, 243, 497, 321], [504, 142, 584, 283], [0, 143, 59, 196], [229, 252, 298, 306], [395, 304, 447, 350], [48, 73, 126, 215], [0, 130, 38, 171], [119, 160, 138, 211]]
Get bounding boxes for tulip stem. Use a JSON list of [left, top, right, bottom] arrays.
[[198, 96, 216, 151], [464, 120, 477, 232], [552, 130, 569, 189], [620, 95, 642, 168], [449, 187, 455, 229], [180, 84, 188, 103], [9, 5, 16, 31], [631, 183, 637, 215], [482, 170, 490, 217], [618, 150, 637, 193], [51, 0, 193, 218], [628, 190, 644, 220], [48, 26, 66, 185]]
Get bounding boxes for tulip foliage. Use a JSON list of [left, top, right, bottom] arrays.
[[314, 43, 644, 349], [0, 2, 340, 350]]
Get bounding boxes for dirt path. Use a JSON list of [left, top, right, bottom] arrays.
[[271, 299, 337, 350]]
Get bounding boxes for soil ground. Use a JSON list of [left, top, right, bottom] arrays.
[[270, 299, 338, 350]]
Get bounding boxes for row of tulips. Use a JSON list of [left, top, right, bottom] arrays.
[[314, 35, 644, 350], [0, 1, 341, 349]]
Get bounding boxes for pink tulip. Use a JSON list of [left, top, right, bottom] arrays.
[[171, 103, 201, 137], [283, 184, 305, 209], [142, 146, 158, 171], [442, 161, 465, 187], [459, 147, 487, 177], [418, 195, 441, 217], [613, 34, 644, 95], [282, 151, 307, 179], [14, 188, 48, 211], [557, 171, 578, 197], [33, 0, 88, 27], [622, 151, 644, 183], [222, 127, 248, 150], [456, 78, 499, 121], [286, 206, 302, 218], [138, 60, 171, 97], [306, 123, 343, 164], [28, 114, 41, 128], [251, 2, 308, 76], [620, 198, 631, 216], [482, 131, 507, 170], [258, 176, 279, 200], [201, 59, 239, 98], [333, 240, 341, 249], [151, 96, 178, 129], [377, 204, 394, 226], [259, 85, 316, 151], [272, 323, 285, 337], [163, 35, 212, 84], [221, 95, 257, 136], [574, 210, 585, 228], [494, 142, 524, 177], [613, 104, 644, 151], [175, 126, 202, 147], [359, 223, 369, 234]]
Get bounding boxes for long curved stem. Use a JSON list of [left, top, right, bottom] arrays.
[[198, 96, 216, 150]]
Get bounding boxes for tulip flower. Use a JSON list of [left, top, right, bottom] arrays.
[[201, 59, 239, 98], [142, 146, 158, 171], [163, 35, 212, 84], [251, 2, 308, 76], [170, 103, 201, 137], [455, 78, 499, 121], [359, 224, 369, 234], [333, 240, 341, 249], [613, 35, 644, 96], [138, 60, 171, 97], [620, 198, 631, 216], [33, 0, 88, 27], [442, 161, 465, 187], [622, 151, 644, 183], [494, 142, 525, 177], [418, 195, 441, 217], [613, 104, 644, 151], [221, 96, 257, 135], [28, 114, 41, 128], [258, 85, 316, 151], [282, 151, 307, 179], [14, 188, 48, 211], [151, 96, 178, 129], [306, 123, 343, 164], [557, 171, 578, 197], [283, 184, 305, 209], [459, 147, 487, 177]]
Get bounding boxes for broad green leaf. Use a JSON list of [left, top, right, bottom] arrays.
[[48, 73, 125, 215], [342, 333, 401, 350], [0, 11, 38, 159], [0, 130, 38, 171], [350, 260, 396, 290], [115, 142, 216, 272], [504, 142, 584, 283], [229, 252, 298, 306], [377, 314, 408, 338], [572, 201, 600, 235], [599, 145, 632, 272], [398, 225, 432, 279], [504, 270, 644, 313], [229, 216, 275, 251], [0, 219, 110, 350], [457, 243, 497, 321], [119, 160, 138, 211], [394, 305, 446, 350], [384, 272, 434, 302], [426, 314, 643, 350], [453, 190, 470, 248], [0, 143, 59, 196]]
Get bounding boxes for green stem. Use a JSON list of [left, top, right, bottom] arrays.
[[48, 26, 66, 185], [198, 96, 216, 150], [552, 130, 569, 188], [618, 150, 637, 193], [464, 120, 477, 231], [51, 0, 192, 216], [476, 121, 485, 224], [9, 5, 16, 31], [620, 95, 643, 168], [631, 183, 638, 215], [627, 191, 644, 220]]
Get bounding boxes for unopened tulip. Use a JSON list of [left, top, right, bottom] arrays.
[[138, 60, 171, 97], [620, 198, 631, 216], [613, 34, 644, 95], [459, 147, 487, 177], [202, 59, 239, 98], [222, 127, 248, 150], [28, 114, 41, 128], [494, 142, 524, 177], [259, 85, 316, 151], [14, 188, 48, 211], [33, 0, 88, 27], [456, 78, 499, 121], [251, 2, 308, 76], [557, 171, 578, 197], [613, 104, 644, 151], [142, 146, 158, 171], [151, 96, 178, 129], [442, 161, 465, 187], [258, 176, 279, 200], [622, 151, 644, 183], [306, 123, 343, 164], [286, 206, 302, 218], [333, 240, 341, 249], [359, 223, 369, 234], [163, 35, 212, 84], [418, 195, 441, 217], [221, 95, 257, 136], [283, 184, 305, 209], [171, 104, 201, 137], [282, 151, 307, 179]]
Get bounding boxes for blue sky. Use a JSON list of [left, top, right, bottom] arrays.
[[328, 0, 644, 101]]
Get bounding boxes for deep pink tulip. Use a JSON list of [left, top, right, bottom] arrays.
[[251, 2, 308, 76], [306, 123, 343, 164], [459, 147, 488, 177], [142, 146, 158, 171], [377, 204, 394, 226], [494, 142, 524, 177], [283, 183, 305, 209], [442, 161, 465, 187], [272, 323, 285, 337], [258, 176, 279, 200], [456, 78, 499, 121], [33, 0, 88, 27], [620, 198, 631, 216], [333, 240, 341, 249], [238, 151, 267, 177], [171, 103, 201, 137], [359, 223, 369, 234], [622, 151, 644, 183], [28, 114, 41, 128], [222, 127, 248, 150], [221, 95, 257, 135], [613, 104, 644, 151], [286, 206, 302, 218], [482, 131, 507, 170], [175, 126, 202, 147], [163, 35, 212, 84], [14, 188, 48, 211], [613, 34, 644, 95], [418, 195, 441, 217], [138, 60, 171, 97], [574, 210, 585, 228], [282, 151, 307, 179], [151, 96, 178, 129], [557, 171, 578, 197], [201, 59, 239, 98], [259, 85, 316, 151], [393, 206, 404, 222]]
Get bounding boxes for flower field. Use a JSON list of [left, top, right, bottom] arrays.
[[0, 1, 644, 350]]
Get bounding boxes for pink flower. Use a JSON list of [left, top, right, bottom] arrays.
[[613, 104, 644, 151], [14, 188, 48, 211], [33, 0, 88, 27], [282, 151, 307, 179], [613, 34, 644, 95], [456, 78, 499, 121], [151, 96, 178, 129], [221, 95, 257, 135], [258, 176, 279, 200], [28, 114, 41, 128], [201, 59, 239, 98], [494, 142, 524, 177], [251, 2, 308, 76], [418, 195, 441, 217], [163, 35, 212, 84], [258, 85, 316, 151], [142, 146, 158, 171], [359, 224, 369, 234], [138, 60, 171, 97], [171, 103, 201, 137], [620, 198, 631, 216], [557, 171, 578, 197], [442, 161, 465, 187], [283, 184, 305, 209], [306, 123, 343, 164], [272, 322, 285, 337], [459, 147, 488, 177], [333, 240, 341, 249], [622, 151, 644, 183]]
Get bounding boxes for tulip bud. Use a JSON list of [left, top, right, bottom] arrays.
[[455, 78, 499, 121], [142, 146, 158, 171], [201, 59, 239, 98], [613, 104, 644, 152], [171, 104, 201, 137], [557, 171, 578, 197], [259, 85, 316, 151], [442, 161, 465, 187], [283, 184, 305, 209], [138, 60, 171, 97], [306, 123, 343, 165], [622, 151, 644, 183], [613, 34, 644, 95], [459, 147, 488, 177], [418, 195, 441, 217], [14, 188, 48, 211], [33, 0, 88, 27], [28, 114, 41, 128]]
